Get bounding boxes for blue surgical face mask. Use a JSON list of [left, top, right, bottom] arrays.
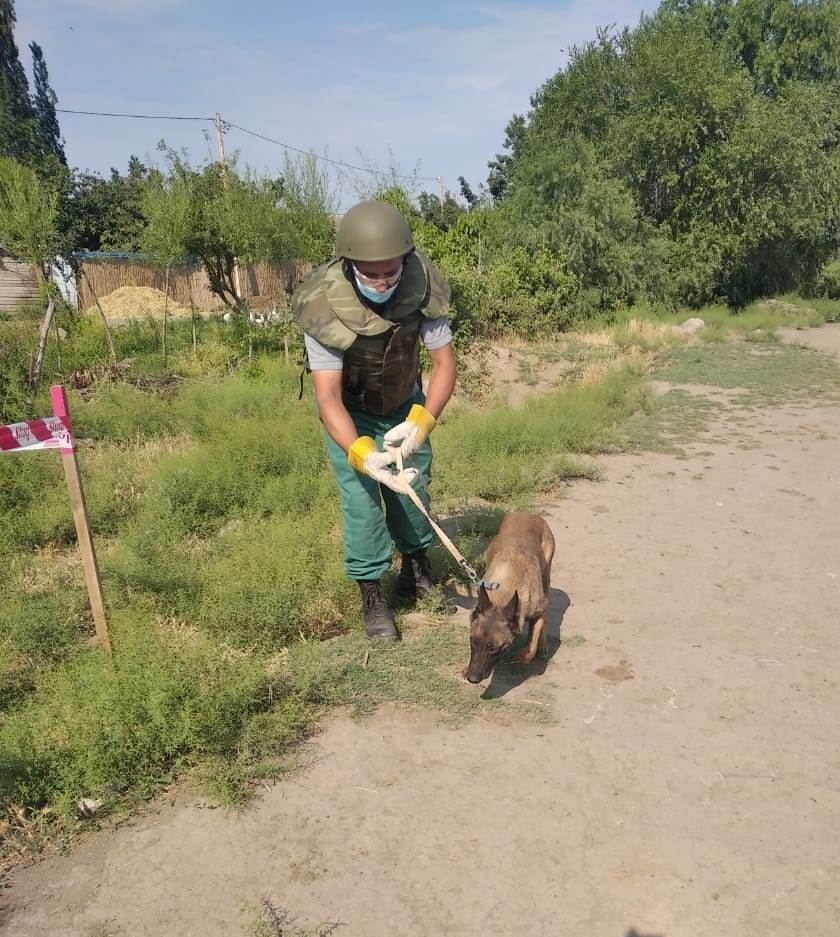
[[356, 279, 399, 304], [353, 262, 403, 304]]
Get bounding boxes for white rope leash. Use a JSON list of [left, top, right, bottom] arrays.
[[386, 447, 495, 589]]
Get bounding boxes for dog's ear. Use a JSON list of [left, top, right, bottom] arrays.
[[505, 590, 520, 629], [475, 584, 492, 613]]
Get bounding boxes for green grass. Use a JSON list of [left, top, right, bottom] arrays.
[[290, 616, 552, 723], [0, 610, 309, 816], [603, 293, 838, 335], [613, 388, 719, 454], [1, 296, 839, 866], [518, 356, 539, 386], [0, 352, 641, 842], [653, 340, 840, 406], [435, 362, 652, 504], [613, 315, 840, 452]]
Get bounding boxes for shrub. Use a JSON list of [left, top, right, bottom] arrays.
[[0, 614, 276, 813]]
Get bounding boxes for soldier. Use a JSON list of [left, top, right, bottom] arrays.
[[293, 200, 456, 642]]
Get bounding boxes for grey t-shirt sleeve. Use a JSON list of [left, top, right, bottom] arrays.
[[304, 332, 344, 371], [420, 315, 453, 351], [303, 316, 452, 371]]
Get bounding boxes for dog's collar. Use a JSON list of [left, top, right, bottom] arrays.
[[479, 579, 501, 590]]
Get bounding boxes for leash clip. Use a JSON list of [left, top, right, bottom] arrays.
[[457, 558, 499, 592], [457, 556, 482, 585]]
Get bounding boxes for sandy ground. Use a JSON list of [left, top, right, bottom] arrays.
[[3, 326, 840, 937]]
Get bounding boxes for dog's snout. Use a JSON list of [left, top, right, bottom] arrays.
[[465, 654, 494, 684]]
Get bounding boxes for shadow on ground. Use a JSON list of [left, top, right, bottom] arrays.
[[446, 585, 571, 700], [479, 586, 571, 699]]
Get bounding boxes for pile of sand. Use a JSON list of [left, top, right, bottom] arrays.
[[84, 286, 192, 321]]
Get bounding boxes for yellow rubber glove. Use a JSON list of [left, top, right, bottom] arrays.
[[348, 436, 406, 493], [382, 404, 437, 459]]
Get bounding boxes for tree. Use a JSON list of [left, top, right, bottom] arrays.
[[0, 156, 58, 283], [159, 149, 335, 325], [57, 171, 114, 254], [268, 152, 336, 359], [58, 157, 158, 255], [0, 2, 65, 189], [141, 174, 191, 364], [102, 156, 156, 251], [525, 28, 629, 150], [181, 162, 278, 312], [0, 156, 59, 387], [417, 190, 464, 230], [0, 0, 38, 165], [458, 176, 478, 208], [278, 151, 335, 280], [0, 155, 119, 380], [486, 114, 527, 201], [676, 80, 840, 305], [608, 11, 754, 227], [709, 0, 840, 95], [29, 41, 65, 167], [486, 0, 840, 308]]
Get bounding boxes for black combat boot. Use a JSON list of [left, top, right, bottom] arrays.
[[396, 550, 435, 604], [357, 580, 399, 641]]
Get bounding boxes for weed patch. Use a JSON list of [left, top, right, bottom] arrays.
[[654, 341, 840, 405], [613, 389, 718, 454], [435, 363, 652, 505], [0, 612, 310, 821], [289, 615, 552, 726], [2, 301, 838, 848], [247, 897, 343, 937]]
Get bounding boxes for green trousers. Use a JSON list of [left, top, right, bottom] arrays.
[[324, 394, 435, 581]]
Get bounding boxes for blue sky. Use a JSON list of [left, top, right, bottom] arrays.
[[15, 1, 658, 209]]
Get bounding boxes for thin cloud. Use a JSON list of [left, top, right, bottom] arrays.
[[386, 1, 647, 98], [15, 1, 658, 195], [332, 23, 383, 36], [179, 2, 655, 187]]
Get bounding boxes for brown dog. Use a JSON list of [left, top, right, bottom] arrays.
[[465, 512, 555, 684]]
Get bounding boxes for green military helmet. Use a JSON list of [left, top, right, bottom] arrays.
[[336, 200, 414, 262]]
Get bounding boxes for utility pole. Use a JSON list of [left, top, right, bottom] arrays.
[[214, 112, 227, 165], [438, 175, 445, 211], [214, 111, 243, 306]]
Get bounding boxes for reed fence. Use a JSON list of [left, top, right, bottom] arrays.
[[77, 257, 311, 314]]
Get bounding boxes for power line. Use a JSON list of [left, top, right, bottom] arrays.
[[224, 120, 438, 183], [56, 107, 213, 121], [54, 107, 439, 182]]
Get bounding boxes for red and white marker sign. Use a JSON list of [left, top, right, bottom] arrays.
[[0, 415, 73, 452], [1, 387, 110, 656]]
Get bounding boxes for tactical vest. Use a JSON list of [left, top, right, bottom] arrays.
[[293, 251, 450, 417]]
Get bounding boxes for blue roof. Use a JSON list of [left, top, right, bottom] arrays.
[[74, 251, 198, 264]]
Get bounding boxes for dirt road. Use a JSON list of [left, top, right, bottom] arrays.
[[4, 327, 839, 937]]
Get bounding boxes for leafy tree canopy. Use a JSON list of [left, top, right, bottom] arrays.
[[0, 1, 66, 184], [488, 0, 840, 306]]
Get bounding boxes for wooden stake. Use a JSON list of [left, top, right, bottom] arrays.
[[53, 310, 62, 371], [50, 385, 112, 659], [29, 297, 56, 390], [79, 266, 117, 369], [187, 270, 198, 354], [162, 264, 170, 366]]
